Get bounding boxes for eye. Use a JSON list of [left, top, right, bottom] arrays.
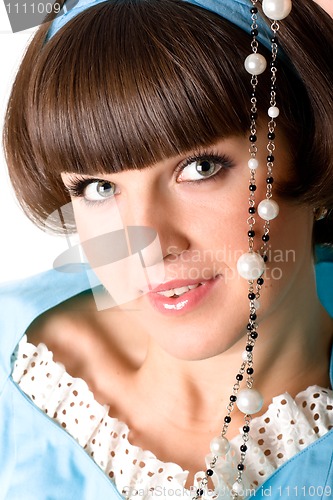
[[177, 157, 225, 182], [84, 180, 116, 201]]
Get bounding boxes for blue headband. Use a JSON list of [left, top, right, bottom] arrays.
[[46, 0, 273, 51]]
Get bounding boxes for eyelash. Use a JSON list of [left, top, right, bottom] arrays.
[[175, 151, 234, 184], [66, 176, 103, 198], [65, 151, 235, 203]]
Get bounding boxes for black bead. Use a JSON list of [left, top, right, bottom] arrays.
[[248, 292, 256, 300], [240, 444, 248, 452], [250, 112, 258, 120], [249, 134, 257, 143], [250, 313, 257, 321], [270, 60, 277, 67], [237, 463, 245, 471], [206, 469, 214, 477], [248, 230, 255, 238], [267, 132, 275, 140], [251, 28, 258, 37], [249, 184, 257, 191], [224, 415, 231, 423], [263, 255, 269, 262], [246, 344, 253, 352], [262, 234, 270, 242], [271, 84, 277, 91], [250, 331, 258, 340], [257, 277, 264, 285], [247, 367, 254, 375], [236, 374, 243, 381], [267, 155, 275, 162], [230, 395, 237, 402], [271, 36, 278, 44], [250, 7, 258, 13], [266, 177, 274, 184], [197, 489, 204, 496], [249, 207, 256, 214], [243, 425, 250, 433], [247, 323, 253, 330]]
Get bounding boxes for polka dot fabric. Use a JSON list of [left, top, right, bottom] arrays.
[[12, 336, 333, 499]]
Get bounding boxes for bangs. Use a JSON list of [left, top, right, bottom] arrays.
[[27, 0, 267, 176]]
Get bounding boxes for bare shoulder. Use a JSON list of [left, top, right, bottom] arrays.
[[26, 292, 148, 403]]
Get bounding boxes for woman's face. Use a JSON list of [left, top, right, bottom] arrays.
[[61, 128, 314, 361]]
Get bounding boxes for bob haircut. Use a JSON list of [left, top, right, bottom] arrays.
[[3, 0, 333, 244]]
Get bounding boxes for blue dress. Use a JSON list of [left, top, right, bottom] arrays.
[[0, 258, 332, 499]]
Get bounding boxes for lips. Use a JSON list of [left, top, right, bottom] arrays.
[[146, 276, 221, 316]]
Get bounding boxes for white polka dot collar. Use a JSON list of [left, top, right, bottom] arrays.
[[11, 336, 333, 499]]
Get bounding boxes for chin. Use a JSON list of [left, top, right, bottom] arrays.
[[154, 325, 246, 362]]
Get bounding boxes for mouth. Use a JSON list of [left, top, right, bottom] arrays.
[[146, 276, 221, 315]]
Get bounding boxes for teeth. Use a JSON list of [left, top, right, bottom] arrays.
[[157, 283, 201, 297], [158, 288, 175, 298]]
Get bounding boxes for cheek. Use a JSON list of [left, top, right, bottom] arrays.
[[72, 203, 165, 307], [72, 199, 128, 267], [249, 203, 313, 315], [269, 202, 313, 267], [180, 185, 313, 303], [182, 189, 254, 273], [72, 205, 119, 273]]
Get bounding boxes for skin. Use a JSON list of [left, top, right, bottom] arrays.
[[36, 127, 332, 481], [313, 0, 333, 17]]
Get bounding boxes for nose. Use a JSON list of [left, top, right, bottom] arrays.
[[120, 180, 190, 260]]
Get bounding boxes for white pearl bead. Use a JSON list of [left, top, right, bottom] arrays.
[[244, 53, 267, 75], [262, 0, 292, 20], [210, 436, 230, 456], [258, 199, 279, 221], [232, 481, 244, 495], [248, 158, 259, 170], [253, 299, 260, 310], [237, 252, 265, 280], [242, 350, 250, 362], [268, 106, 280, 118], [236, 388, 264, 415]]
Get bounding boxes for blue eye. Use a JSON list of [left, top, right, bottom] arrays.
[[176, 154, 232, 183], [83, 180, 116, 201]]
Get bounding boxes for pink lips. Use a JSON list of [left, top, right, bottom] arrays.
[[147, 276, 220, 316]]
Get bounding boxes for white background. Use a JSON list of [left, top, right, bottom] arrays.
[[0, 4, 67, 283]]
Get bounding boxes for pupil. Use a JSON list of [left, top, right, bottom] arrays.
[[97, 181, 113, 197], [197, 160, 213, 175]]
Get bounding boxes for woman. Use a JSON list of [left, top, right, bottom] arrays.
[[1, 0, 333, 498]]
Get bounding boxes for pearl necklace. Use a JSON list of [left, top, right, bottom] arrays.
[[192, 1, 293, 498]]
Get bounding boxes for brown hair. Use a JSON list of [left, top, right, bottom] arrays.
[[3, 0, 333, 243]]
